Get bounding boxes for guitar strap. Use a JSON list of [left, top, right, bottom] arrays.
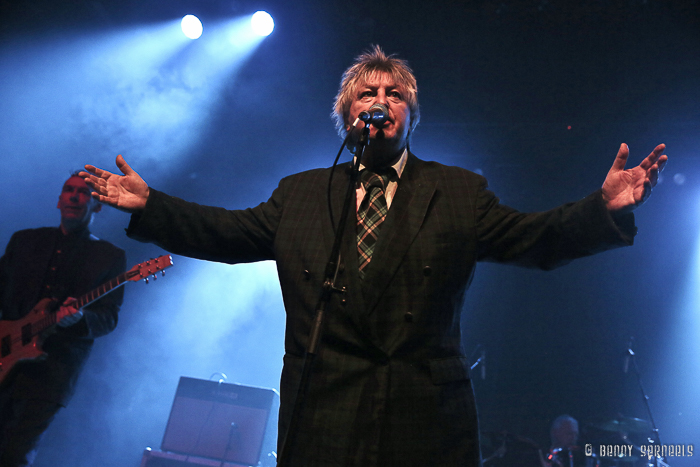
[[37, 228, 89, 307]]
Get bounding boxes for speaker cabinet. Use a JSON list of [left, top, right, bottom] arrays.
[[139, 448, 249, 467], [159, 376, 278, 466]]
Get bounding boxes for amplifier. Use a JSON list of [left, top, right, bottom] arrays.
[[140, 448, 249, 467], [160, 376, 279, 466]]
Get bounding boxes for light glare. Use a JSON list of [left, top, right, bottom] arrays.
[[181, 15, 203, 40], [251, 11, 274, 37]]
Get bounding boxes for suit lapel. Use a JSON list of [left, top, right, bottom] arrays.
[[360, 154, 436, 315], [320, 162, 369, 333], [321, 162, 353, 255]]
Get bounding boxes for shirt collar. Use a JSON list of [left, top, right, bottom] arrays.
[[58, 224, 92, 240], [356, 147, 408, 180]]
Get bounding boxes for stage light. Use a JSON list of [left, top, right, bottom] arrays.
[[251, 11, 274, 37], [181, 15, 203, 39]]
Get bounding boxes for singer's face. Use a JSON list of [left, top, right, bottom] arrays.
[[346, 73, 411, 165]]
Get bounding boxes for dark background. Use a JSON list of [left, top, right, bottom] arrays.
[[1, 0, 699, 466]]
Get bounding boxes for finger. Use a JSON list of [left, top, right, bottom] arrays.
[[648, 154, 669, 187], [83, 164, 111, 179], [86, 184, 104, 198], [648, 167, 659, 187], [93, 193, 112, 204], [80, 174, 106, 196], [78, 169, 106, 198], [648, 158, 667, 176], [79, 172, 100, 186], [116, 154, 137, 176], [611, 143, 629, 172], [639, 143, 666, 170]]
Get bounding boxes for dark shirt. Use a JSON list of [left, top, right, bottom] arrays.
[[0, 227, 126, 403]]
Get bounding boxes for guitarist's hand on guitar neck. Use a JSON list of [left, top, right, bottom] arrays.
[[55, 298, 83, 328], [80, 154, 150, 213]]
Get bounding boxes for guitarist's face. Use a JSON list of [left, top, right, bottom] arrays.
[[57, 176, 101, 233]]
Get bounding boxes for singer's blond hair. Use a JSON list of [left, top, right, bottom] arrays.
[[332, 45, 420, 138]]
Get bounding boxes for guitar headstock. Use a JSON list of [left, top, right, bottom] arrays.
[[126, 255, 174, 283]]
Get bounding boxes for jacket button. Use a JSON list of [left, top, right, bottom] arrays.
[[404, 312, 413, 323], [303, 270, 311, 280], [423, 266, 432, 276]]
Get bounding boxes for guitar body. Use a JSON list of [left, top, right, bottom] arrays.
[[0, 298, 57, 383]]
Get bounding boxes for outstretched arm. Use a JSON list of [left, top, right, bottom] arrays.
[[602, 143, 668, 215], [79, 154, 150, 213]]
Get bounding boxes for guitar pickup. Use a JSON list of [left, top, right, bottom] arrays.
[[1, 334, 10, 357], [21, 324, 32, 346]]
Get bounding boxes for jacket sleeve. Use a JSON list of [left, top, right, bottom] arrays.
[[475, 176, 636, 270], [125, 186, 284, 264]]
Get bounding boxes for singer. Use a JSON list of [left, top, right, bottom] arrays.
[[80, 45, 667, 467]]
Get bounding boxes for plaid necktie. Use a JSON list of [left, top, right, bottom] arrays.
[[357, 170, 390, 279]]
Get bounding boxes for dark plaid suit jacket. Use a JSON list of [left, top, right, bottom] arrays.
[[127, 152, 634, 466]]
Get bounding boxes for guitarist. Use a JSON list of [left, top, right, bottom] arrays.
[[0, 173, 126, 466]]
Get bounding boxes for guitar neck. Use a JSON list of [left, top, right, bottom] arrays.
[[69, 255, 172, 311], [75, 269, 136, 309]]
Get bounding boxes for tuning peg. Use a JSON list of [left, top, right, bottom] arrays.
[[161, 271, 166, 277], [152, 274, 157, 281], [144, 277, 149, 284]]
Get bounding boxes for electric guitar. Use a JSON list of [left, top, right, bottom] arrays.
[[0, 254, 173, 384]]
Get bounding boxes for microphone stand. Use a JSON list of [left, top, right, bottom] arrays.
[[469, 344, 485, 380], [626, 340, 666, 467], [277, 124, 370, 467]]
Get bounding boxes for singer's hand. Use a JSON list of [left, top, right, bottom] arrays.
[[602, 143, 667, 215], [80, 155, 150, 213]]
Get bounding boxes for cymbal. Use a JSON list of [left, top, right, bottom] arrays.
[[588, 416, 651, 433]]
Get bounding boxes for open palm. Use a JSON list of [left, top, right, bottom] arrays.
[[602, 143, 667, 215], [79, 155, 150, 213]]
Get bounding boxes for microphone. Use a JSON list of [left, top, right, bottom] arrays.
[[358, 103, 389, 126], [623, 337, 634, 373]]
